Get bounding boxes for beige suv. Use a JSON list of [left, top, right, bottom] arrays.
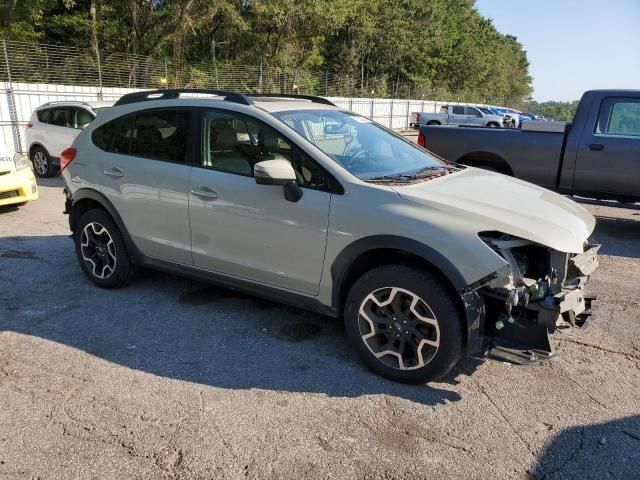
[[60, 89, 599, 384]]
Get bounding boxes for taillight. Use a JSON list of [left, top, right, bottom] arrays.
[[26, 123, 33, 128], [60, 147, 77, 171], [417, 132, 426, 147]]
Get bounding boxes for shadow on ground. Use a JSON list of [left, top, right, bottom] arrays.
[[591, 215, 640, 258], [0, 234, 482, 406], [530, 416, 640, 479]]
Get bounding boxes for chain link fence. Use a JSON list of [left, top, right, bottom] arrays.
[[0, 39, 438, 98], [0, 39, 473, 152]]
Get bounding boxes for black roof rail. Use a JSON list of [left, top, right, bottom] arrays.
[[113, 88, 254, 107], [249, 93, 336, 106]]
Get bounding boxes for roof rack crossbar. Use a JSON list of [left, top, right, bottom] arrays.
[[249, 93, 336, 106], [40, 100, 94, 108], [113, 89, 254, 107]]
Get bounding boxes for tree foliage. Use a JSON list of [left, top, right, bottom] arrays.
[[0, 0, 533, 103], [523, 100, 580, 121]]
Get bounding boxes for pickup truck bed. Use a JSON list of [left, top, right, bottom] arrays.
[[421, 122, 570, 190], [420, 90, 640, 203]]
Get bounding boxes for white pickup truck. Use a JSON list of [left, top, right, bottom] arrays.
[[411, 104, 505, 128]]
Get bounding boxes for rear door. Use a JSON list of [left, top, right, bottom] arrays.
[[574, 96, 640, 198], [450, 105, 466, 125], [96, 107, 194, 264], [45, 107, 77, 158]]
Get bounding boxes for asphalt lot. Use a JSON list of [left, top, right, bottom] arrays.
[[1, 176, 639, 480]]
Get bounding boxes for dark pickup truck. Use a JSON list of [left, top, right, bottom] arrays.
[[419, 90, 640, 203]]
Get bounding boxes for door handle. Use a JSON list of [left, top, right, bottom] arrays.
[[103, 167, 125, 178], [190, 187, 218, 200], [588, 143, 604, 151]]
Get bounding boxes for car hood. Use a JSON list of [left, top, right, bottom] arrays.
[[393, 167, 595, 253]]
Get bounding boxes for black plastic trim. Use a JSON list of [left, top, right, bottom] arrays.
[[330, 235, 469, 311], [249, 93, 336, 106], [138, 256, 337, 317], [70, 188, 143, 263], [68, 188, 336, 316], [114, 89, 254, 107]]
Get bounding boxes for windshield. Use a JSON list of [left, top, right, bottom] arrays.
[[272, 109, 448, 180]]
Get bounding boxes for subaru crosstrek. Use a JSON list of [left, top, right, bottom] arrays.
[[60, 89, 599, 384]]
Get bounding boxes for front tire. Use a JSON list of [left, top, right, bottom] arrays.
[[344, 264, 464, 384], [31, 146, 57, 178], [74, 209, 132, 288]]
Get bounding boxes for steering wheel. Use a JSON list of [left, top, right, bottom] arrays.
[[345, 149, 370, 170]]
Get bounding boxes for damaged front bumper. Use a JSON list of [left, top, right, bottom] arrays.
[[465, 239, 600, 365]]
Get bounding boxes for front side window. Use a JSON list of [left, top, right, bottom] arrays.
[[272, 109, 448, 180], [202, 111, 331, 190], [595, 97, 640, 137], [467, 107, 481, 116]]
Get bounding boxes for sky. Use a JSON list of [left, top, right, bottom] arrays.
[[475, 0, 640, 102]]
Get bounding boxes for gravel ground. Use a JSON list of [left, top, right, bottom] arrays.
[[1, 176, 639, 480]]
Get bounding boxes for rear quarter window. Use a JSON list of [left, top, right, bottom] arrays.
[[92, 121, 117, 151], [37, 109, 50, 123]]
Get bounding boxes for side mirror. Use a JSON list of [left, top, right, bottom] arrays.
[[254, 159, 296, 185], [254, 159, 303, 202]]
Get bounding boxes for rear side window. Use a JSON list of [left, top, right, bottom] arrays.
[[92, 121, 117, 151], [595, 97, 640, 137], [111, 116, 135, 154], [452, 106, 465, 115], [93, 110, 191, 162], [49, 108, 71, 127], [74, 108, 95, 129], [37, 109, 51, 123], [130, 110, 190, 162]]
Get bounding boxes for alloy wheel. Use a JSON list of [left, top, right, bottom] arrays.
[[33, 151, 48, 176], [358, 287, 440, 370], [80, 222, 117, 279]]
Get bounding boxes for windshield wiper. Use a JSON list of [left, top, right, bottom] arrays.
[[366, 165, 457, 183]]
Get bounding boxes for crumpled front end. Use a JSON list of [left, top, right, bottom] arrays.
[[468, 233, 600, 364]]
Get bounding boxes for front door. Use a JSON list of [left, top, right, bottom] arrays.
[[574, 96, 640, 198], [188, 110, 332, 295]]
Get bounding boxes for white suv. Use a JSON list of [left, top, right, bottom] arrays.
[[60, 89, 599, 384], [26, 100, 113, 177]]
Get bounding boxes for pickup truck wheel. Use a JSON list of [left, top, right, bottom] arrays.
[[344, 264, 464, 384], [74, 209, 132, 289], [487, 122, 499, 128]]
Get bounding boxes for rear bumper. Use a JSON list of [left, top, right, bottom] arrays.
[[0, 168, 39, 206]]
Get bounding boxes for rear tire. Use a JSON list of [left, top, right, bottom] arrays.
[[74, 209, 132, 288], [344, 264, 464, 384], [426, 121, 441, 126], [31, 146, 57, 178]]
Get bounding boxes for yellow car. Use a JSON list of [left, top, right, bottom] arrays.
[[0, 143, 39, 207]]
